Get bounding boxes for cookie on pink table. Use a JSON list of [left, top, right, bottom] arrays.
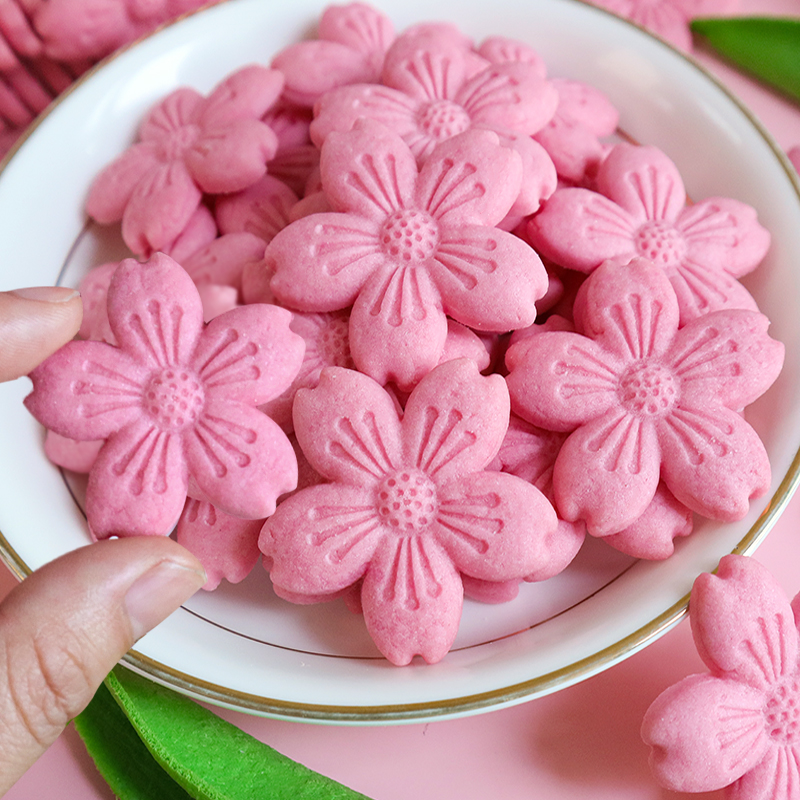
[[642, 554, 800, 796], [25, 252, 305, 538], [505, 257, 784, 537], [260, 359, 559, 665], [527, 142, 771, 324], [268, 120, 547, 388], [86, 64, 284, 255]]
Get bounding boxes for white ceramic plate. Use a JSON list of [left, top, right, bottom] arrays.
[[1, 0, 799, 723]]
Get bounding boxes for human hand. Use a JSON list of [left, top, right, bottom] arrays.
[[0, 286, 206, 795]]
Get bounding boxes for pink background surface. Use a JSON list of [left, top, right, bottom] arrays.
[[3, 0, 800, 796]]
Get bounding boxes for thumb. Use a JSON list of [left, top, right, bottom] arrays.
[[0, 286, 83, 382], [0, 537, 206, 794]]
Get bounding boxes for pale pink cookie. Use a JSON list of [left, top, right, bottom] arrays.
[[310, 31, 559, 162], [43, 430, 103, 473], [642, 554, 800, 796], [182, 231, 267, 295], [505, 258, 784, 536], [262, 102, 319, 195], [78, 261, 119, 344], [25, 252, 305, 538], [177, 498, 263, 591], [476, 35, 547, 77], [195, 283, 239, 322], [260, 359, 559, 665], [271, 2, 394, 107], [30, 0, 222, 62], [528, 142, 770, 324], [86, 65, 283, 255], [533, 78, 619, 185], [268, 120, 546, 388], [587, 0, 737, 52], [214, 174, 298, 243]]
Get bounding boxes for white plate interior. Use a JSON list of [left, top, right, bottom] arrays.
[[1, 0, 799, 722]]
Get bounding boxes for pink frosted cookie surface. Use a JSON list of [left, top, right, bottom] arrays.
[[527, 142, 771, 324], [85, 64, 284, 256], [25, 252, 305, 538], [267, 120, 547, 388], [260, 359, 559, 665], [642, 554, 800, 796], [505, 257, 784, 536]]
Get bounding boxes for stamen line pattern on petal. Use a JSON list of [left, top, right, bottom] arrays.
[[670, 323, 740, 381], [673, 257, 732, 308], [306, 504, 380, 562], [437, 501, 503, 552], [434, 238, 498, 290], [73, 362, 143, 417], [314, 223, 383, 276], [457, 70, 521, 117], [586, 410, 644, 474], [415, 406, 476, 476], [608, 294, 662, 360], [197, 330, 261, 386], [423, 159, 483, 220], [347, 153, 404, 215], [742, 614, 787, 684], [112, 426, 170, 496], [329, 413, 395, 480], [384, 538, 441, 609], [402, 52, 452, 102], [584, 198, 636, 239], [627, 165, 677, 221], [660, 406, 733, 463], [370, 266, 427, 325], [678, 204, 740, 246], [194, 416, 253, 470], [715, 705, 766, 771], [556, 344, 618, 397]]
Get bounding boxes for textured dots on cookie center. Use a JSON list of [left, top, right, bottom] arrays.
[[634, 221, 687, 267], [418, 100, 472, 141], [144, 368, 204, 431], [376, 471, 437, 535], [380, 210, 439, 263], [316, 317, 352, 367], [619, 362, 677, 416], [765, 679, 800, 744]]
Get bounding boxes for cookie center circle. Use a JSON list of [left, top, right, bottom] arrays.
[[376, 471, 438, 535], [765, 679, 800, 744], [316, 316, 353, 368], [418, 100, 471, 141], [380, 209, 439, 263], [161, 123, 201, 160], [634, 220, 687, 267], [144, 368, 205, 431], [618, 362, 677, 417]]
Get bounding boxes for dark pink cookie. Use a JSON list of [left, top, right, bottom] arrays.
[[260, 359, 559, 665], [505, 257, 784, 536], [268, 120, 546, 388], [86, 65, 284, 255], [528, 142, 771, 324], [642, 554, 800, 795], [25, 252, 305, 537]]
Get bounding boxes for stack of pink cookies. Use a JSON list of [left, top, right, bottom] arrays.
[[23, 2, 784, 666]]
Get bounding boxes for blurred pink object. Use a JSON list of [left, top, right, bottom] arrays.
[[586, 0, 737, 51]]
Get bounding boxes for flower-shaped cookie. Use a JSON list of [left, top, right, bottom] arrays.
[[528, 143, 771, 324], [267, 120, 547, 387], [86, 64, 283, 255], [642, 554, 800, 797], [310, 31, 558, 164], [505, 257, 783, 536], [271, 2, 395, 107], [25, 253, 305, 538], [260, 359, 559, 665]]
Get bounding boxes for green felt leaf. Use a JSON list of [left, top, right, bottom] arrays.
[[691, 16, 800, 105], [105, 667, 373, 800], [74, 679, 195, 800]]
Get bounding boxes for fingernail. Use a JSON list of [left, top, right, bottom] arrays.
[[124, 561, 206, 641], [10, 286, 80, 303]]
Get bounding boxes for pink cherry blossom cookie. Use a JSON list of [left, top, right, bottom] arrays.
[[85, 64, 284, 256], [271, 2, 395, 107], [24, 252, 305, 538], [528, 142, 771, 324], [505, 257, 784, 537], [267, 120, 547, 388], [642, 554, 800, 797], [260, 359, 559, 665]]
